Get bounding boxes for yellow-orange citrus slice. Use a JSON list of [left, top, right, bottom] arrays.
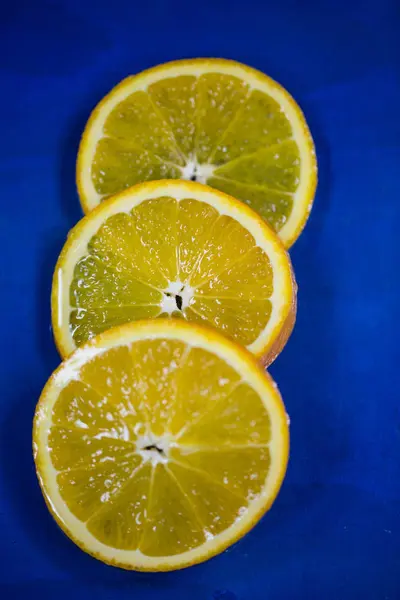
[[77, 58, 317, 247], [52, 180, 296, 363], [33, 320, 289, 571]]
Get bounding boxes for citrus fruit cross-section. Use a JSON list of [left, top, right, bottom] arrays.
[[33, 320, 289, 571], [77, 58, 317, 247], [52, 180, 296, 363]]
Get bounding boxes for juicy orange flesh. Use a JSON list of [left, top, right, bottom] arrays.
[[48, 340, 271, 554], [91, 73, 299, 231], [70, 196, 273, 348]]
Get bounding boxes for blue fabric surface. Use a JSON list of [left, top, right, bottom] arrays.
[[1, 0, 399, 598]]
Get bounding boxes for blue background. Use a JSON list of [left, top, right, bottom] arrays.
[[1, 0, 399, 598]]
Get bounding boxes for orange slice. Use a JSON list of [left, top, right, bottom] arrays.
[[77, 58, 317, 247], [33, 320, 289, 570], [52, 180, 296, 363]]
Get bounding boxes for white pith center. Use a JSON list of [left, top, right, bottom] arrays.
[[160, 281, 194, 315], [181, 160, 215, 184], [136, 432, 171, 466]]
